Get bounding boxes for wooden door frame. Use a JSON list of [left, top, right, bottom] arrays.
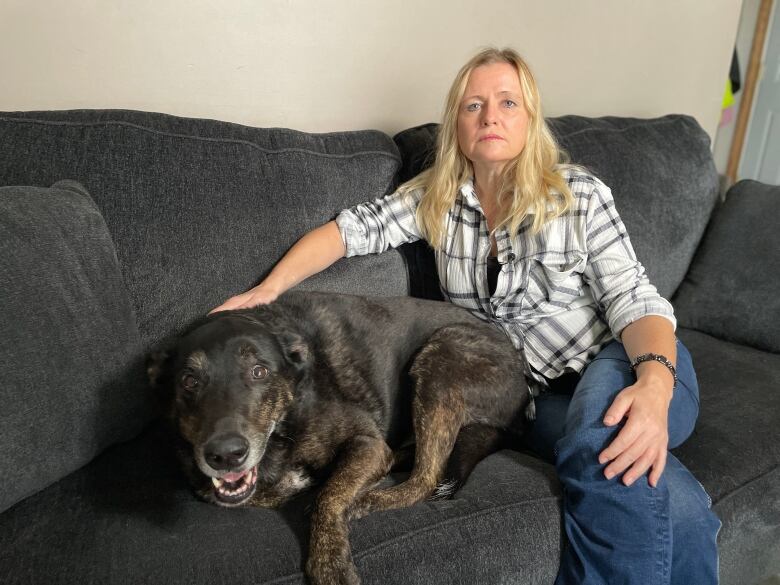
[[727, 0, 775, 182]]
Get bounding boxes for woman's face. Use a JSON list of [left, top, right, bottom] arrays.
[[457, 62, 529, 174]]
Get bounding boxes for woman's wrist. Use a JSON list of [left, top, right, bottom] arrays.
[[254, 279, 285, 300], [633, 360, 675, 397]]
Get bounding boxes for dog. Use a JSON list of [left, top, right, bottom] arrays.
[[148, 291, 530, 585]]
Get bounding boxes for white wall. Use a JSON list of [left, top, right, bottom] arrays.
[[0, 0, 742, 141]]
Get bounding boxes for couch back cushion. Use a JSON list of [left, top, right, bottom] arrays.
[[0, 181, 155, 513], [394, 115, 720, 300], [673, 180, 780, 352], [0, 110, 407, 350]]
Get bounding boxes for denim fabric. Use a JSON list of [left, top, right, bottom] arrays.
[[530, 339, 720, 584]]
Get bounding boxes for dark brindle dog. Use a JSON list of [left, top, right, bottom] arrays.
[[149, 291, 529, 585]]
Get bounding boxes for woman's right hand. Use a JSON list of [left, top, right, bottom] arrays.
[[209, 220, 347, 315], [209, 282, 281, 314]]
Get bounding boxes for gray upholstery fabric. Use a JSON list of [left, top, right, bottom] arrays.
[[0, 110, 407, 350], [549, 115, 720, 299], [393, 115, 720, 300], [1, 327, 777, 584], [0, 110, 775, 585], [0, 421, 561, 585], [674, 328, 780, 585], [673, 180, 780, 353], [0, 182, 154, 513]]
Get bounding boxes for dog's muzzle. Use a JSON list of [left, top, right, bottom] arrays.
[[203, 431, 259, 506], [210, 465, 259, 505]]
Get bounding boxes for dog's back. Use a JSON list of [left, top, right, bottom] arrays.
[[274, 291, 524, 444]]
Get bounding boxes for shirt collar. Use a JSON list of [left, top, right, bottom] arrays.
[[459, 177, 540, 216], [459, 177, 481, 209], [460, 176, 569, 218]]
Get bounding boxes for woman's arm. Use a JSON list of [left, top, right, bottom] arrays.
[[598, 315, 677, 488], [210, 220, 345, 312], [211, 187, 425, 313], [574, 178, 679, 486]]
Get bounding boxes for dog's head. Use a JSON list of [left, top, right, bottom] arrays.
[[149, 309, 309, 507]]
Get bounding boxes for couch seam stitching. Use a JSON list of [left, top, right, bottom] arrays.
[[0, 117, 402, 162], [555, 117, 694, 140], [255, 495, 562, 584], [351, 494, 562, 560], [711, 463, 780, 507]]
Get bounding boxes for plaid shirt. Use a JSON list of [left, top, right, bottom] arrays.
[[335, 168, 676, 385]]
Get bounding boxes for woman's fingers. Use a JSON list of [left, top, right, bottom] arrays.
[[602, 390, 633, 427], [599, 387, 670, 486], [648, 447, 668, 488], [601, 430, 644, 479], [619, 447, 656, 486], [209, 293, 250, 314], [209, 284, 281, 314]]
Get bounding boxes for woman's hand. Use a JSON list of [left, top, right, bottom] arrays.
[[209, 220, 347, 315], [598, 377, 673, 488], [209, 282, 281, 314]]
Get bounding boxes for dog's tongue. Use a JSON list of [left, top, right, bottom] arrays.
[[222, 470, 246, 482]]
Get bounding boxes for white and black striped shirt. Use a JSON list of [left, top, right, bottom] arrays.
[[336, 168, 676, 384]]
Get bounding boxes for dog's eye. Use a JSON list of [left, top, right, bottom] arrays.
[[251, 365, 269, 379], [181, 373, 199, 390]]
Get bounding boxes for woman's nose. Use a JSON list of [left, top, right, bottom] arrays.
[[480, 102, 498, 125]]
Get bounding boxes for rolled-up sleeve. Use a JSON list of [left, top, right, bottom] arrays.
[[335, 187, 424, 257], [582, 182, 677, 339]]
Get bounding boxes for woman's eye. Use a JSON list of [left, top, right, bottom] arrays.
[[181, 373, 199, 390], [252, 365, 269, 379], [504, 99, 517, 108], [465, 103, 481, 112]]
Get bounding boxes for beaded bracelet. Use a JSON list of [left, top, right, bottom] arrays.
[[630, 353, 678, 389]]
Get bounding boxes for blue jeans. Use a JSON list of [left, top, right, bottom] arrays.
[[527, 340, 721, 584]]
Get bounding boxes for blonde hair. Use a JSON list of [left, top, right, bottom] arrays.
[[403, 47, 575, 250]]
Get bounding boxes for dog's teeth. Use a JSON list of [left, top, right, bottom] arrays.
[[212, 477, 223, 488]]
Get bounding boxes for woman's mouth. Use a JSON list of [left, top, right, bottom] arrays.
[[479, 134, 504, 142]]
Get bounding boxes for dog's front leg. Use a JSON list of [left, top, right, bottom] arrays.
[[306, 434, 392, 585]]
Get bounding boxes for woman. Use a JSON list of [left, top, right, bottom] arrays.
[[213, 48, 720, 584]]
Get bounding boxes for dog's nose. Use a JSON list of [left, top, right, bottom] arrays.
[[204, 433, 249, 471]]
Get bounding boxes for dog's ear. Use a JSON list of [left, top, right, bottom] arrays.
[[278, 332, 311, 373], [147, 350, 172, 389]]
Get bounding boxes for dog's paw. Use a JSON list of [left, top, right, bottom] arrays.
[[248, 489, 286, 509], [429, 479, 458, 500], [306, 557, 361, 585]]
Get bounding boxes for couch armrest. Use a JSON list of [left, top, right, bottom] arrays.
[[672, 180, 780, 353]]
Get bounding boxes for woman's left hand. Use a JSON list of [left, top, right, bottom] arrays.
[[598, 378, 673, 487]]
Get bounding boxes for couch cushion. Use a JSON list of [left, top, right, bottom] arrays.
[[674, 327, 780, 585], [0, 110, 407, 350], [0, 181, 154, 513], [673, 180, 780, 352], [1, 328, 776, 584], [393, 115, 720, 300], [0, 421, 562, 585]]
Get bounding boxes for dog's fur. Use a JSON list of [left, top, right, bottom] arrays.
[[149, 291, 529, 585]]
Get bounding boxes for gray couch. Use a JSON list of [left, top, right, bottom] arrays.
[[0, 110, 777, 585]]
